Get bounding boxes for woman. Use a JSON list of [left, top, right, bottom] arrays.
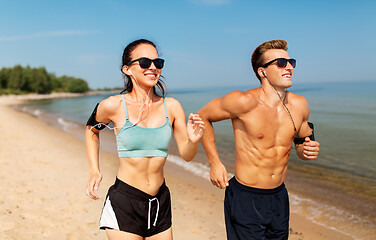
[[85, 39, 205, 240]]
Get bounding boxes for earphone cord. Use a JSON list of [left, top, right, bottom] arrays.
[[265, 78, 298, 138], [132, 75, 152, 126], [89, 74, 152, 132]]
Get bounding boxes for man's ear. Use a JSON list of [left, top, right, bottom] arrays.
[[258, 67, 266, 78]]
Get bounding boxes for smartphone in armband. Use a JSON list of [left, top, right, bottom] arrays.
[[308, 122, 315, 141], [294, 122, 315, 144]]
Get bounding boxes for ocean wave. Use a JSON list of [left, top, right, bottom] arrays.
[[167, 154, 234, 182], [57, 117, 78, 131], [290, 194, 374, 240], [167, 154, 372, 239], [167, 155, 211, 180], [32, 109, 41, 116], [18, 106, 41, 117]]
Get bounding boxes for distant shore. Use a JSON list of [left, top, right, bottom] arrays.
[[1, 93, 371, 239], [0, 91, 103, 101]]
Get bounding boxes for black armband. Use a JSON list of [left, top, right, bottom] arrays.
[[294, 122, 315, 144], [86, 103, 106, 130]]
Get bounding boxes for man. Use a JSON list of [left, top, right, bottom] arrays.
[[197, 39, 320, 240]]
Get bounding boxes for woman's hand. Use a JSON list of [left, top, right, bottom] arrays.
[[86, 172, 102, 200], [187, 113, 205, 143]]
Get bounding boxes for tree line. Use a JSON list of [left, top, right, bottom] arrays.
[[0, 65, 89, 94]]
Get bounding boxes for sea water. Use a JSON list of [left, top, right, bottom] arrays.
[[18, 80, 376, 239], [26, 81, 375, 178]]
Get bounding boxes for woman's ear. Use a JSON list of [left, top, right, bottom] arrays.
[[122, 65, 129, 75]]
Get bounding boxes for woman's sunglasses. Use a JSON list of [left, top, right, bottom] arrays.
[[127, 57, 165, 69], [262, 58, 296, 68]]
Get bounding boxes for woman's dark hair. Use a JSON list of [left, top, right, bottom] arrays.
[[120, 39, 166, 97]]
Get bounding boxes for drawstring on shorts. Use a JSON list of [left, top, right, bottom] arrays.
[[148, 197, 160, 229]]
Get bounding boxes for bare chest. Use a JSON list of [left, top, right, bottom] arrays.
[[233, 104, 300, 146]]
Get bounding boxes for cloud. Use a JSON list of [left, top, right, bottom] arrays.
[[0, 30, 100, 41], [190, 0, 231, 6]]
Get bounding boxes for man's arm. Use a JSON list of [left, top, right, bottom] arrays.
[[294, 96, 320, 160], [197, 91, 252, 189]]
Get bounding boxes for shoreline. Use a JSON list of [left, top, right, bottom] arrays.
[[0, 91, 105, 101], [1, 94, 372, 239]]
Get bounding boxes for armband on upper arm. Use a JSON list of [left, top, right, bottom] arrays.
[[86, 103, 107, 130], [294, 122, 315, 144]]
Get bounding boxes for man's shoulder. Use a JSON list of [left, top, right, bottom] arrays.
[[287, 92, 309, 117], [287, 92, 308, 105], [222, 88, 259, 113], [224, 88, 259, 100]]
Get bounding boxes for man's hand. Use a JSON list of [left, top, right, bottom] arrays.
[[210, 162, 229, 189], [301, 137, 320, 160]]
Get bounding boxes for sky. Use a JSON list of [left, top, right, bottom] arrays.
[[1, 0, 375, 90]]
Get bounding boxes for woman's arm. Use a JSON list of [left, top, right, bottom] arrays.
[[168, 98, 205, 162], [85, 98, 117, 200], [85, 126, 102, 200]]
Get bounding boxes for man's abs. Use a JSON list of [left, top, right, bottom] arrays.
[[233, 138, 291, 189]]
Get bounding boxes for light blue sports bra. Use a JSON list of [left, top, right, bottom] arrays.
[[116, 94, 172, 158]]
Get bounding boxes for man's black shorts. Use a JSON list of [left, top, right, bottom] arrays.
[[224, 177, 289, 240], [99, 178, 172, 237]]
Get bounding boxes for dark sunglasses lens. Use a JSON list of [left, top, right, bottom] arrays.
[[153, 59, 164, 69], [277, 59, 288, 68], [138, 58, 152, 68], [276, 59, 296, 68], [137, 58, 164, 69], [290, 59, 296, 68]]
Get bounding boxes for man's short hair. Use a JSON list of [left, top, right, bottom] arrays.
[[251, 40, 288, 81]]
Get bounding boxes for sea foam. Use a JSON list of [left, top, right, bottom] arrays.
[[57, 117, 78, 132], [167, 154, 234, 180]]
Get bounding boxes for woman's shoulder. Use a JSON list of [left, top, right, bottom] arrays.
[[164, 97, 185, 119], [164, 97, 182, 108], [98, 94, 123, 114]]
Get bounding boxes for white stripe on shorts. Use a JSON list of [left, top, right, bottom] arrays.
[[100, 196, 120, 230]]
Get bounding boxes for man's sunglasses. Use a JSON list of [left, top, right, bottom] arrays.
[[262, 58, 296, 68], [127, 57, 165, 69]]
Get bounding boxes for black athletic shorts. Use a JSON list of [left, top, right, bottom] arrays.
[[99, 178, 172, 237], [224, 177, 289, 240]]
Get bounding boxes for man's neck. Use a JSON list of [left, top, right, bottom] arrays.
[[260, 81, 287, 105]]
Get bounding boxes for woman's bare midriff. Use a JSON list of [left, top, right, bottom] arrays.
[[117, 156, 167, 196]]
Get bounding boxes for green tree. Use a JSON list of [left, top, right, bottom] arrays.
[[49, 72, 63, 92], [7, 65, 24, 90], [0, 67, 11, 89], [0, 65, 90, 94], [22, 65, 33, 92], [31, 67, 52, 93], [62, 77, 89, 93]]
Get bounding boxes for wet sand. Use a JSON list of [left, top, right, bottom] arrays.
[[0, 94, 362, 239]]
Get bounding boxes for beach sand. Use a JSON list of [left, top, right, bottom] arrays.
[[0, 95, 356, 240]]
